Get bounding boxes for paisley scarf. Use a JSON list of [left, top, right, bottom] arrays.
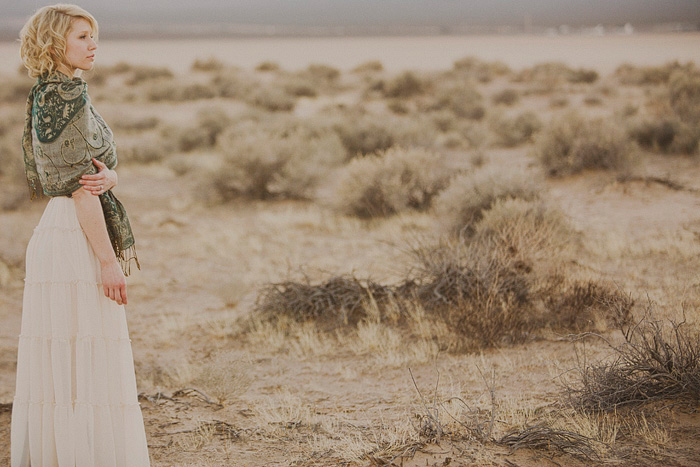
[[22, 72, 139, 275]]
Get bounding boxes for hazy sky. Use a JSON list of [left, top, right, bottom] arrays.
[[2, 0, 699, 30]]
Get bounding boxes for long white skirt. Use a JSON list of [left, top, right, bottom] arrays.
[[11, 196, 150, 467]]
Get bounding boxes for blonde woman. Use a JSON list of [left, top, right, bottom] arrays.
[[12, 4, 150, 466]]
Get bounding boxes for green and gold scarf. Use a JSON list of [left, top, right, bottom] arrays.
[[22, 72, 139, 275]]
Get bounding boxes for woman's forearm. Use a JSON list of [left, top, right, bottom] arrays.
[[72, 187, 117, 265]]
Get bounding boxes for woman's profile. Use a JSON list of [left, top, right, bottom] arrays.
[[12, 4, 150, 466]]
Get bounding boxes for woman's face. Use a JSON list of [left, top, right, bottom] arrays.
[[59, 18, 97, 75]]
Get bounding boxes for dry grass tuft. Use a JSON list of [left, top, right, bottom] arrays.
[[533, 112, 633, 176], [498, 424, 601, 460], [352, 60, 384, 73], [332, 147, 452, 218]]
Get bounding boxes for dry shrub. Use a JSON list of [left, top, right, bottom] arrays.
[[162, 108, 231, 152], [408, 239, 537, 350], [542, 278, 633, 332], [434, 166, 541, 235], [277, 74, 318, 97], [256, 61, 281, 72], [352, 60, 384, 73], [255, 275, 400, 329], [247, 85, 296, 112], [118, 136, 168, 164], [332, 112, 434, 158], [423, 81, 485, 120], [668, 68, 700, 125], [453, 56, 511, 82], [614, 61, 695, 86], [333, 147, 452, 218], [488, 110, 542, 147], [628, 116, 699, 155], [491, 88, 519, 106], [0, 75, 32, 103], [191, 57, 225, 72], [111, 115, 160, 132], [534, 112, 633, 177], [303, 63, 340, 83], [568, 314, 700, 411], [125, 65, 174, 85], [473, 198, 572, 259], [513, 62, 573, 88], [210, 72, 256, 99], [381, 71, 425, 98], [568, 68, 599, 84], [212, 118, 344, 200]]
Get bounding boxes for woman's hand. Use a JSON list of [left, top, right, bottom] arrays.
[[80, 158, 118, 196], [100, 259, 127, 305]]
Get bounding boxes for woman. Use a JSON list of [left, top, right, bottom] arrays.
[[12, 4, 150, 466]]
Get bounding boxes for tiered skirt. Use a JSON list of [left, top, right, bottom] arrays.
[[11, 196, 150, 467]]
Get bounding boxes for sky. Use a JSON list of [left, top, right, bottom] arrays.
[[1, 0, 699, 36]]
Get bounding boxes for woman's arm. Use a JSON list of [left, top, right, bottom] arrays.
[[79, 158, 118, 196], [72, 187, 127, 305]]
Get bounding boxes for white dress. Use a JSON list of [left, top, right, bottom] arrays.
[[11, 196, 150, 467]]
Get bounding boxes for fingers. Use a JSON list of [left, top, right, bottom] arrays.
[[121, 283, 128, 306], [92, 158, 107, 170]]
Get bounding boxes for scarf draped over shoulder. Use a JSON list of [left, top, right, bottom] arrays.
[[22, 72, 139, 275]]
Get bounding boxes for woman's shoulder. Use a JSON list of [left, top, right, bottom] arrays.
[[32, 73, 89, 143]]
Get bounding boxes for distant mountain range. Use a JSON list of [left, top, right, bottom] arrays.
[[1, 0, 699, 39]]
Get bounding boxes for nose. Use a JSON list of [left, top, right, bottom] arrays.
[[88, 38, 97, 51]]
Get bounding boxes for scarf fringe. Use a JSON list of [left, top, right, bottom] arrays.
[[117, 245, 140, 277], [28, 179, 43, 201]]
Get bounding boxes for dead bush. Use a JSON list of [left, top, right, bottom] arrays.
[[534, 112, 633, 177], [381, 71, 425, 98], [491, 88, 519, 106], [332, 113, 434, 158], [256, 61, 281, 72], [423, 82, 485, 120], [125, 65, 174, 85], [210, 72, 256, 99], [191, 57, 225, 72], [255, 274, 400, 329], [628, 116, 699, 155], [668, 68, 700, 125], [0, 75, 32, 103], [488, 111, 542, 147], [111, 115, 160, 132], [333, 147, 452, 218], [278, 74, 318, 97], [512, 62, 573, 88], [474, 198, 572, 260], [453, 56, 511, 82], [212, 118, 345, 200], [352, 60, 384, 73], [434, 166, 541, 235], [567, 314, 700, 411], [568, 68, 599, 84], [118, 136, 168, 164], [614, 61, 695, 86], [247, 85, 296, 112], [542, 278, 633, 332]]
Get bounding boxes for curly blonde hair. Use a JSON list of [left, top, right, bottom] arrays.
[[20, 4, 98, 78]]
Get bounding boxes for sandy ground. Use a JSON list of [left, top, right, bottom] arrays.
[[1, 39, 700, 466]]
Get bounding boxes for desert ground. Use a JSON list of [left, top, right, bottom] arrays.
[[1, 34, 700, 466]]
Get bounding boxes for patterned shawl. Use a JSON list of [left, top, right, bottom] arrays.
[[22, 72, 139, 275]]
